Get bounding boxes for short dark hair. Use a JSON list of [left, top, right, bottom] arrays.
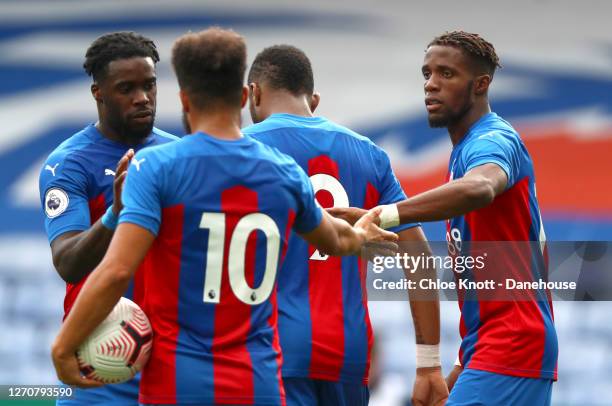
[[248, 45, 314, 96], [83, 31, 159, 82], [428, 31, 501, 76], [171, 27, 246, 109]]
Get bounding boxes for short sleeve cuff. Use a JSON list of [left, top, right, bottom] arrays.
[[466, 158, 512, 186], [293, 206, 323, 234], [119, 211, 160, 236], [48, 224, 89, 244]]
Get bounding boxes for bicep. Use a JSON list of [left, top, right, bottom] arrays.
[[464, 163, 508, 196], [50, 231, 82, 264]]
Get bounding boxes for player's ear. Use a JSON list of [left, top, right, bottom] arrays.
[[310, 91, 321, 113], [91, 83, 102, 104], [249, 83, 261, 106], [179, 90, 190, 113], [474, 74, 491, 96], [241, 85, 248, 108]]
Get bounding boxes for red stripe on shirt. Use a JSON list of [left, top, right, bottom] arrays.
[[464, 177, 548, 377], [213, 186, 256, 404], [307, 155, 345, 381], [139, 204, 184, 404], [268, 288, 286, 406], [270, 209, 294, 405]]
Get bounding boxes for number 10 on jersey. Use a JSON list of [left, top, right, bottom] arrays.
[[199, 212, 281, 306]]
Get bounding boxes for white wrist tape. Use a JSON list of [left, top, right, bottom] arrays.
[[416, 344, 441, 368], [379, 204, 400, 229], [454, 355, 462, 367]]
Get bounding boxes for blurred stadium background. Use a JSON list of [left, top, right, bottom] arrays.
[[0, 1, 611, 405]]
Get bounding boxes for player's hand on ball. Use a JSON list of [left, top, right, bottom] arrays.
[[51, 343, 104, 389], [412, 366, 448, 406], [112, 148, 135, 215], [326, 207, 368, 226]]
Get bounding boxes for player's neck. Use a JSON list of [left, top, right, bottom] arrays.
[[448, 102, 491, 146], [189, 109, 243, 141], [95, 121, 147, 146], [266, 93, 314, 119]]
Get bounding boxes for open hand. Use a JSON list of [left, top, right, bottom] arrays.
[[354, 207, 399, 250], [112, 148, 135, 215]]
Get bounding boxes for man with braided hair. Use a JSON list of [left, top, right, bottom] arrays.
[[39, 31, 177, 405], [331, 31, 558, 405]]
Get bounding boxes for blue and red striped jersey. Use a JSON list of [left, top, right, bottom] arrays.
[[38, 124, 177, 316], [446, 112, 558, 380], [119, 132, 323, 405], [244, 113, 418, 385]]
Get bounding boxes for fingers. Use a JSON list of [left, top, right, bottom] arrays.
[[115, 148, 135, 176], [364, 241, 399, 258], [327, 207, 367, 225], [54, 353, 104, 389], [326, 208, 348, 223], [354, 207, 381, 228], [114, 170, 128, 187], [361, 241, 398, 262], [377, 228, 399, 242], [112, 168, 129, 215], [411, 378, 429, 406], [432, 380, 450, 406], [326, 207, 344, 216], [73, 376, 104, 389]]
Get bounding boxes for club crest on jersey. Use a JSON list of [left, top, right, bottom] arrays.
[[44, 188, 69, 218]]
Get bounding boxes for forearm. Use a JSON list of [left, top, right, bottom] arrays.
[[398, 229, 440, 345], [54, 221, 114, 283], [397, 176, 495, 224], [52, 260, 130, 356], [409, 300, 440, 344], [330, 216, 365, 256], [406, 249, 440, 345]]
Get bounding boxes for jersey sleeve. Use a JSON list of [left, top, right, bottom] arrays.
[[119, 151, 162, 236], [39, 154, 92, 243], [290, 162, 323, 234], [462, 131, 519, 188], [374, 147, 420, 233]]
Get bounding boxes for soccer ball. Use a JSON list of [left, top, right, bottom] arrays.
[[76, 297, 153, 384]]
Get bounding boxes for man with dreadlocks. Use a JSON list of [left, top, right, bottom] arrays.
[[39, 31, 177, 405], [331, 31, 558, 405]]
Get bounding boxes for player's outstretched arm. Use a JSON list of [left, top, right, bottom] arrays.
[[325, 206, 368, 226], [50, 149, 134, 284], [51, 222, 154, 388], [299, 208, 398, 257], [376, 163, 508, 226]]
